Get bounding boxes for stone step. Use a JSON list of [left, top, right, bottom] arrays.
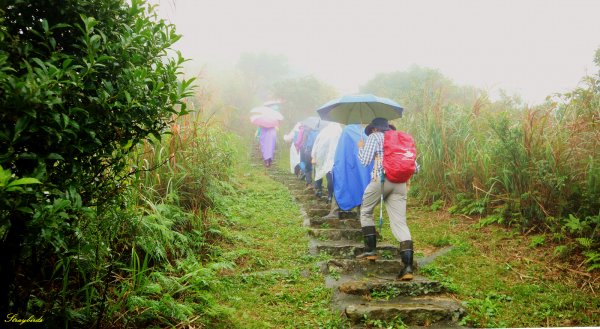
[[286, 182, 306, 189], [408, 322, 468, 329], [288, 185, 313, 192], [323, 258, 405, 275], [302, 203, 331, 214], [308, 228, 363, 241], [322, 249, 452, 275], [294, 192, 327, 202], [343, 296, 464, 326], [287, 186, 307, 193], [310, 239, 401, 259], [309, 217, 362, 229], [338, 276, 445, 297], [293, 193, 323, 203], [306, 208, 331, 218], [281, 176, 300, 181], [268, 164, 465, 328], [306, 209, 360, 219], [269, 172, 289, 177], [340, 211, 359, 219]]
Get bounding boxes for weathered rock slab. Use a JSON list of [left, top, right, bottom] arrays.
[[324, 258, 404, 275], [306, 208, 331, 218], [309, 217, 362, 229], [308, 228, 363, 241], [311, 240, 401, 258], [345, 297, 464, 326], [339, 276, 445, 297]]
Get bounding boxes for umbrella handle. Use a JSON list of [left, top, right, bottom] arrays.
[[358, 123, 366, 145], [358, 129, 365, 148]]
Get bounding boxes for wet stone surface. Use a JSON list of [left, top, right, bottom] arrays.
[[308, 228, 363, 241], [344, 297, 464, 326], [338, 276, 446, 296]]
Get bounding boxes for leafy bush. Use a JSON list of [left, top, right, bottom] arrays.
[[0, 0, 193, 321]]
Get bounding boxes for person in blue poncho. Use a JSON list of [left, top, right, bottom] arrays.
[[324, 124, 373, 219]]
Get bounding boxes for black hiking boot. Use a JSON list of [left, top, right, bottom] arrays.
[[356, 226, 378, 260], [397, 240, 414, 281]]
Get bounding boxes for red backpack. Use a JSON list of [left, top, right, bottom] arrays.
[[382, 130, 417, 183]]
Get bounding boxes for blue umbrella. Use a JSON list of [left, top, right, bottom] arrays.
[[316, 94, 403, 124]]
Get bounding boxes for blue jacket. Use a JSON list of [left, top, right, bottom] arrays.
[[333, 125, 373, 211], [302, 129, 319, 155]]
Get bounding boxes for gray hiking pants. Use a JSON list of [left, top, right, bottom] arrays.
[[360, 178, 411, 242]]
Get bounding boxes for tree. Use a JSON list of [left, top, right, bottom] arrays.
[[0, 0, 192, 318], [236, 52, 290, 100], [361, 65, 484, 113], [271, 75, 337, 129]]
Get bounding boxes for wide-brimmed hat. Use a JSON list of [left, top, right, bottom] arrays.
[[364, 117, 390, 136]]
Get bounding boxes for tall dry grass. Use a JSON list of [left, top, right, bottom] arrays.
[[370, 64, 599, 267], [94, 104, 241, 328], [131, 108, 237, 214]]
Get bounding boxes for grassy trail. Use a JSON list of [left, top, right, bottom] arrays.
[[211, 144, 599, 328], [212, 148, 346, 328]]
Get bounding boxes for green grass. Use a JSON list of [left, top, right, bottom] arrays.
[[377, 205, 600, 328], [212, 145, 346, 328], [251, 139, 599, 328]]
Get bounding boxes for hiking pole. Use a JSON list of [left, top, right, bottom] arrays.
[[378, 173, 384, 234]]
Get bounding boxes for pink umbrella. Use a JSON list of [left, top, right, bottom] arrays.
[[250, 114, 280, 128], [250, 106, 283, 128]]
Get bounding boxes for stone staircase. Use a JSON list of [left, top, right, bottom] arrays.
[[262, 162, 466, 328]]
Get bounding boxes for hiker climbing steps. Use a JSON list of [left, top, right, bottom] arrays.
[[263, 163, 466, 328]]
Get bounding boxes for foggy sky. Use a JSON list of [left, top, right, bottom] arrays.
[[152, 0, 600, 104]]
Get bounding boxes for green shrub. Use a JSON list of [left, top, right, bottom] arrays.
[[0, 0, 193, 322]]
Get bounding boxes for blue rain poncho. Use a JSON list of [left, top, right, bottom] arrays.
[[332, 125, 373, 211]]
